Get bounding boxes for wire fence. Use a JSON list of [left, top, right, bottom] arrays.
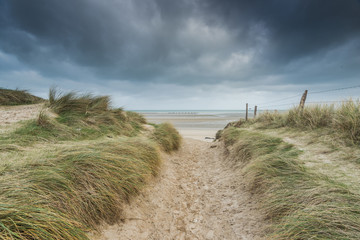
[[255, 85, 360, 111]]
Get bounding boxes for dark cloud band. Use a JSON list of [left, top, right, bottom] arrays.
[[0, 0, 359, 86]]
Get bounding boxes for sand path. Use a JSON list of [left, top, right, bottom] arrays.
[[0, 104, 44, 126], [91, 139, 265, 240]]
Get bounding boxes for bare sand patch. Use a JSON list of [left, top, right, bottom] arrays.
[[0, 104, 43, 126], [177, 129, 218, 142]]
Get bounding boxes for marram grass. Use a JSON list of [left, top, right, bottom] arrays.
[[0, 203, 86, 240], [0, 89, 181, 239], [0, 90, 145, 145], [152, 123, 181, 152], [245, 99, 360, 144], [0, 88, 44, 106], [0, 137, 168, 239], [220, 127, 360, 239]]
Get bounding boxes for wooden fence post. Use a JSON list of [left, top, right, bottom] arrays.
[[245, 103, 248, 121], [254, 105, 257, 118], [299, 90, 308, 110]]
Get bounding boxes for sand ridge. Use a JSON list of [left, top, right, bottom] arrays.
[[91, 139, 265, 240]]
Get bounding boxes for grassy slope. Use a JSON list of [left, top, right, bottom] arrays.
[[219, 101, 360, 239], [0, 90, 181, 240], [0, 88, 44, 106]]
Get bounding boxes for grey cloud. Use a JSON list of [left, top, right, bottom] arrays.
[[203, 0, 360, 62], [0, 0, 360, 88], [1, 0, 196, 80]]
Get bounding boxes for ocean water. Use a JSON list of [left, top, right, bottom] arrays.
[[134, 110, 258, 129], [134, 110, 250, 117]]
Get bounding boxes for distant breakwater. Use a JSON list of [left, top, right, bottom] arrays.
[[166, 112, 198, 115]]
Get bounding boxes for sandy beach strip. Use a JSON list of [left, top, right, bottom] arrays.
[[142, 113, 241, 142]]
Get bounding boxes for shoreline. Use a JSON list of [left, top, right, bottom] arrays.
[[142, 112, 241, 142]]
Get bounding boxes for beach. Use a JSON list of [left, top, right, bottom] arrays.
[[138, 110, 251, 141]]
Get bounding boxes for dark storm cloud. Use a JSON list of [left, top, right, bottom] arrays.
[[0, 0, 360, 86], [203, 0, 360, 62], [0, 0, 199, 81]]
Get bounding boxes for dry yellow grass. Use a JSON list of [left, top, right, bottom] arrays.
[[0, 90, 181, 240], [0, 88, 44, 106], [219, 109, 360, 239]]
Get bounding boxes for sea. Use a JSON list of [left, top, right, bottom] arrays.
[[133, 110, 258, 130]]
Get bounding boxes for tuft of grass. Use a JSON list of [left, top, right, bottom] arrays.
[[125, 111, 147, 132], [215, 129, 223, 140], [152, 123, 181, 152], [0, 88, 44, 106], [221, 127, 360, 239], [49, 89, 111, 116], [126, 111, 146, 125], [36, 110, 52, 128], [333, 100, 360, 143], [48, 89, 146, 136], [256, 110, 285, 128], [0, 203, 86, 240], [286, 105, 335, 129]]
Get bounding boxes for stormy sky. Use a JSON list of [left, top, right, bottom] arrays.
[[1, 0, 360, 109]]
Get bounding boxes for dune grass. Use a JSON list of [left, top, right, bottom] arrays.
[[152, 123, 181, 152], [333, 101, 360, 143], [0, 131, 180, 240], [242, 100, 360, 144], [0, 137, 162, 239], [220, 127, 360, 239], [48, 89, 144, 137], [0, 90, 145, 145], [0, 88, 44, 106], [0, 89, 181, 239]]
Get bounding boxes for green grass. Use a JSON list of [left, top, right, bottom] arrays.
[[0, 89, 181, 239], [0, 88, 44, 106], [220, 127, 360, 239]]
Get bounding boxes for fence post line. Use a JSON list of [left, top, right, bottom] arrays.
[[254, 105, 257, 118], [299, 90, 308, 111], [245, 103, 248, 121]]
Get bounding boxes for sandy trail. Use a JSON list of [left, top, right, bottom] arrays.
[[91, 139, 265, 240], [0, 104, 43, 126]]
